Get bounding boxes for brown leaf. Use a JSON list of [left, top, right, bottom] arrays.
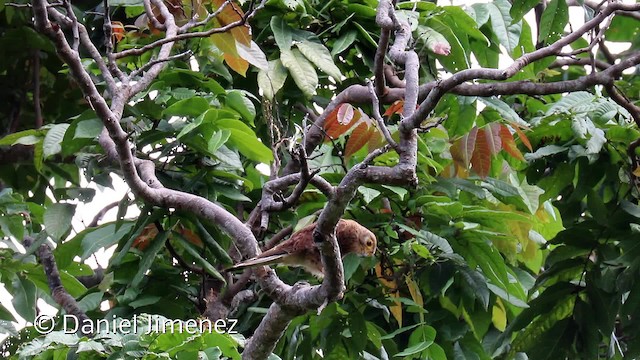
[[367, 127, 384, 152], [499, 125, 525, 161], [383, 100, 404, 117], [132, 224, 159, 250], [212, 0, 251, 46], [484, 123, 502, 155], [224, 53, 248, 76], [375, 263, 402, 326], [450, 126, 478, 168], [177, 224, 203, 248], [111, 21, 125, 43], [345, 122, 372, 158], [324, 104, 360, 140], [211, 26, 239, 56], [471, 128, 491, 178], [514, 126, 533, 152]]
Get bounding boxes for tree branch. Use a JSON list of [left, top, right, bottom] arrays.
[[23, 235, 92, 336]]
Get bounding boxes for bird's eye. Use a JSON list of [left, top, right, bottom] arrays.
[[366, 239, 373, 247]]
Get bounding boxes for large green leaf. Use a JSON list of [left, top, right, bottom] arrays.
[[280, 48, 318, 98], [295, 40, 342, 81], [271, 17, 293, 51], [163, 97, 210, 118], [215, 118, 273, 163], [538, 0, 568, 44], [44, 203, 76, 240], [11, 276, 37, 321], [482, 0, 522, 54], [43, 124, 70, 159], [79, 222, 135, 261], [257, 60, 288, 100]]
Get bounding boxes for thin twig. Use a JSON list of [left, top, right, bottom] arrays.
[[62, 0, 79, 52], [130, 50, 193, 78], [367, 80, 398, 149]]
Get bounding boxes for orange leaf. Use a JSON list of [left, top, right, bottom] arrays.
[[223, 53, 248, 76], [324, 104, 360, 140], [499, 125, 525, 161], [383, 100, 405, 117], [450, 127, 478, 168], [514, 126, 533, 151], [111, 21, 125, 43], [132, 224, 159, 250], [367, 127, 384, 152], [375, 263, 402, 326], [345, 122, 373, 158], [211, 28, 239, 56], [177, 224, 203, 248], [212, 0, 251, 46], [471, 128, 491, 178], [484, 123, 502, 155], [405, 276, 424, 308]]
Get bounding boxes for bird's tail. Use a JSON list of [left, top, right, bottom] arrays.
[[226, 254, 288, 272]]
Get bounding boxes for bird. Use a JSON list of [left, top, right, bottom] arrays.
[[229, 219, 377, 278]]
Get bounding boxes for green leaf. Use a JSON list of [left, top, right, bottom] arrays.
[[79, 222, 135, 261], [43, 124, 70, 159], [75, 118, 103, 138], [225, 91, 255, 124], [485, 0, 522, 54], [257, 59, 288, 100], [208, 130, 231, 155], [77, 292, 104, 312], [357, 186, 381, 204], [131, 229, 170, 288], [331, 30, 357, 56], [0, 129, 44, 146], [44, 203, 76, 240], [163, 97, 210, 118], [12, 276, 37, 321], [174, 232, 227, 284], [280, 48, 318, 98], [216, 119, 273, 163], [295, 40, 342, 81], [538, 0, 568, 44], [271, 17, 293, 51], [236, 41, 268, 71], [510, 0, 539, 23], [479, 97, 527, 127]]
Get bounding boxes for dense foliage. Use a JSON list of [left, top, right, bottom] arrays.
[[1, 0, 640, 359]]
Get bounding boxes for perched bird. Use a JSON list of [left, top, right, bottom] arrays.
[[230, 219, 377, 278]]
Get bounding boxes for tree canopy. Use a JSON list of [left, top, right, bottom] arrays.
[[1, 0, 640, 359]]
